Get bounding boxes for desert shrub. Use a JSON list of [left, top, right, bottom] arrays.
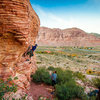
[[76, 59, 83, 63], [0, 77, 17, 99], [31, 67, 52, 85], [74, 72, 86, 82], [52, 68, 87, 100], [67, 55, 73, 58], [36, 51, 58, 55], [32, 67, 74, 85], [89, 96, 96, 100], [36, 51, 46, 54], [55, 68, 74, 84], [37, 62, 42, 64], [88, 55, 92, 58], [96, 72, 100, 76], [91, 78, 100, 88], [55, 81, 87, 100], [48, 66, 55, 71], [32, 67, 87, 100], [86, 69, 94, 75]]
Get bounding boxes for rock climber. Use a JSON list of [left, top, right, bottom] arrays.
[[25, 44, 38, 61]]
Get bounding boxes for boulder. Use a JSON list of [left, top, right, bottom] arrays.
[[0, 0, 40, 99]]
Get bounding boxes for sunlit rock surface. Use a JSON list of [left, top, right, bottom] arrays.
[[0, 0, 40, 99]]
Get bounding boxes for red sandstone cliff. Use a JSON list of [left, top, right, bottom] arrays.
[[0, 0, 40, 99], [37, 27, 100, 47]]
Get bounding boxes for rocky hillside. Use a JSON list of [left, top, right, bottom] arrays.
[[90, 33, 100, 38], [0, 0, 40, 99], [36, 27, 100, 47]]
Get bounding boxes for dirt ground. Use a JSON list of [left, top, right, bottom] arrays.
[[29, 82, 54, 100]]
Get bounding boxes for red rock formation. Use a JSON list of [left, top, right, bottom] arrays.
[[37, 27, 100, 47], [0, 0, 40, 99]]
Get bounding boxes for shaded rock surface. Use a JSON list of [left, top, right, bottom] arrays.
[[0, 0, 40, 99], [37, 27, 100, 47]]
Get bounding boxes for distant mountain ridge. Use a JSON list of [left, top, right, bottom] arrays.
[[89, 33, 100, 38], [36, 27, 100, 47]]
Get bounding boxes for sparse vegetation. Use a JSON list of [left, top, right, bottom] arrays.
[[55, 68, 74, 84], [73, 72, 86, 82], [36, 46, 100, 74], [34, 46, 100, 100], [0, 77, 17, 100], [91, 78, 100, 88], [55, 82, 87, 100], [31, 67, 52, 85], [48, 66, 55, 71], [37, 61, 42, 64], [32, 67, 88, 100]]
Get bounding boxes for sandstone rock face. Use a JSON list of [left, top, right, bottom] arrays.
[[0, 0, 40, 99], [37, 27, 100, 47]]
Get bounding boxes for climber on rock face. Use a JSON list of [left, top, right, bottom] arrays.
[[32, 44, 38, 51], [25, 44, 38, 61]]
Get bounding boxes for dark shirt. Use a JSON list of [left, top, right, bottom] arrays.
[[32, 44, 37, 51]]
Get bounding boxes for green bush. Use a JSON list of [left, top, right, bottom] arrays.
[[37, 62, 42, 64], [0, 77, 17, 99], [73, 72, 86, 82], [31, 67, 52, 85], [47, 66, 55, 71], [32, 67, 87, 100], [53, 68, 87, 100], [55, 81, 87, 100], [76, 59, 83, 63], [89, 96, 96, 100], [55, 68, 74, 84], [91, 78, 100, 88]]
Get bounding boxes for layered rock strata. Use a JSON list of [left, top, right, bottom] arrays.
[[0, 0, 40, 99], [37, 27, 100, 47]]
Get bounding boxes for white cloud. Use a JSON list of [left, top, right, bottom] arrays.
[[32, 5, 77, 28], [32, 4, 100, 34]]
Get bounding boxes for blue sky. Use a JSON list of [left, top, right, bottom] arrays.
[[30, 0, 100, 34]]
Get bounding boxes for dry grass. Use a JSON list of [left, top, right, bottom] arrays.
[[36, 46, 100, 75]]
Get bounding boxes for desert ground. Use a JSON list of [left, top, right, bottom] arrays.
[[36, 46, 100, 75]]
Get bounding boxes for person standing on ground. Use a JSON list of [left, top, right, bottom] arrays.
[[51, 71, 57, 86]]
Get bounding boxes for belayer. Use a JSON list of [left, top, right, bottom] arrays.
[[50, 71, 57, 94], [51, 71, 57, 86]]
